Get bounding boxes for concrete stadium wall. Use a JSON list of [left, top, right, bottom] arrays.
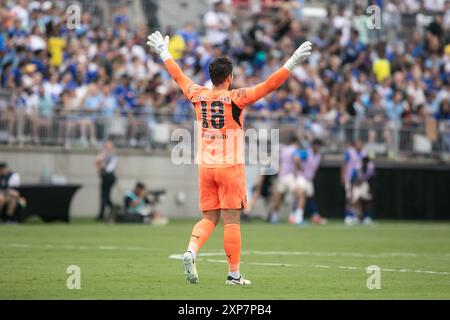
[[0, 148, 205, 218], [3, 147, 449, 220]]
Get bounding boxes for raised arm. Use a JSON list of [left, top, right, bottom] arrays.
[[147, 31, 196, 99], [164, 59, 196, 99], [233, 41, 312, 107]]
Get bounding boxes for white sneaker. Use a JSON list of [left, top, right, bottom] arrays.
[[183, 251, 198, 284], [345, 216, 358, 226], [151, 217, 169, 226], [225, 275, 251, 286], [268, 213, 279, 224], [362, 217, 373, 225]]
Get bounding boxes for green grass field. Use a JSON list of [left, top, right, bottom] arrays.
[[1, 219, 449, 299]]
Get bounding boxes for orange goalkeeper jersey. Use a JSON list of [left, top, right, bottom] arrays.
[[164, 59, 290, 167]]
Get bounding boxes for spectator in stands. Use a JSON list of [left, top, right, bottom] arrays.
[[113, 5, 129, 27], [179, 22, 201, 55], [386, 90, 408, 151], [0, 0, 448, 160], [372, 44, 391, 84], [444, 1, 450, 30], [384, 0, 402, 41], [437, 99, 450, 120], [366, 91, 389, 149], [95, 140, 117, 221], [167, 27, 187, 61], [424, 0, 446, 14], [47, 26, 65, 68], [352, 5, 369, 45], [60, 85, 82, 147], [332, 5, 351, 46], [43, 71, 62, 103], [0, 162, 24, 223], [203, 0, 232, 47], [100, 82, 119, 118], [342, 29, 366, 68], [80, 82, 100, 146], [35, 84, 54, 141]]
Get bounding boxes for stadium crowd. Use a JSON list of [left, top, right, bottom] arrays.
[[0, 0, 449, 151]]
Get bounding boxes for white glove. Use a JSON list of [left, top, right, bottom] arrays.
[[284, 41, 312, 71], [146, 31, 171, 61]]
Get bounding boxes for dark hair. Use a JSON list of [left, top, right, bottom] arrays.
[[288, 134, 299, 145], [209, 57, 233, 86], [352, 139, 363, 147], [0, 162, 7, 169], [363, 155, 370, 163], [312, 138, 323, 146], [135, 181, 146, 190]]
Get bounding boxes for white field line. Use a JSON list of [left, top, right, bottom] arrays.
[[4, 243, 450, 260], [248, 250, 450, 259], [3, 243, 450, 275], [252, 225, 450, 231], [247, 250, 450, 261], [339, 227, 450, 231], [3, 243, 156, 251], [168, 252, 450, 276], [1, 224, 449, 232]]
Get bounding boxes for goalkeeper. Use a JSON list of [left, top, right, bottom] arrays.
[[147, 31, 312, 285]]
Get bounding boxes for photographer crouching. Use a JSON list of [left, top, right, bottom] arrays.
[[0, 162, 26, 223], [116, 182, 168, 225]]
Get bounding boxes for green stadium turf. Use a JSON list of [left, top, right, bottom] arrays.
[[0, 219, 449, 299]]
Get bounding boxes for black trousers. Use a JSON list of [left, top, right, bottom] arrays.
[[98, 172, 116, 219]]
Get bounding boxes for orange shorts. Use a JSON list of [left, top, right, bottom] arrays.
[[199, 164, 247, 211]]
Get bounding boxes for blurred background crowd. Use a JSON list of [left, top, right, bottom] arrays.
[[0, 0, 449, 159]]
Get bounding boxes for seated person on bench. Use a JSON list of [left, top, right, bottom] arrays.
[[121, 182, 167, 225]]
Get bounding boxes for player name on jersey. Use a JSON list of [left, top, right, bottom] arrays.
[[192, 95, 231, 104]]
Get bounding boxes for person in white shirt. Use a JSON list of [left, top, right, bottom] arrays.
[[203, 0, 232, 46], [443, 1, 450, 30], [399, 0, 421, 14], [423, 0, 446, 13], [332, 5, 351, 47], [11, 0, 30, 28], [28, 26, 47, 52]]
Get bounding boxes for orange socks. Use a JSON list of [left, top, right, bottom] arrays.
[[187, 220, 241, 275], [223, 224, 241, 273], [187, 219, 216, 255]]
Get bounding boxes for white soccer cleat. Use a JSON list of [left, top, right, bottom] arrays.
[[225, 275, 251, 286], [183, 251, 198, 284], [345, 215, 358, 226], [362, 217, 373, 225]]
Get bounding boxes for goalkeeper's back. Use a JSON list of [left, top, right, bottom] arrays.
[[164, 57, 291, 167]]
